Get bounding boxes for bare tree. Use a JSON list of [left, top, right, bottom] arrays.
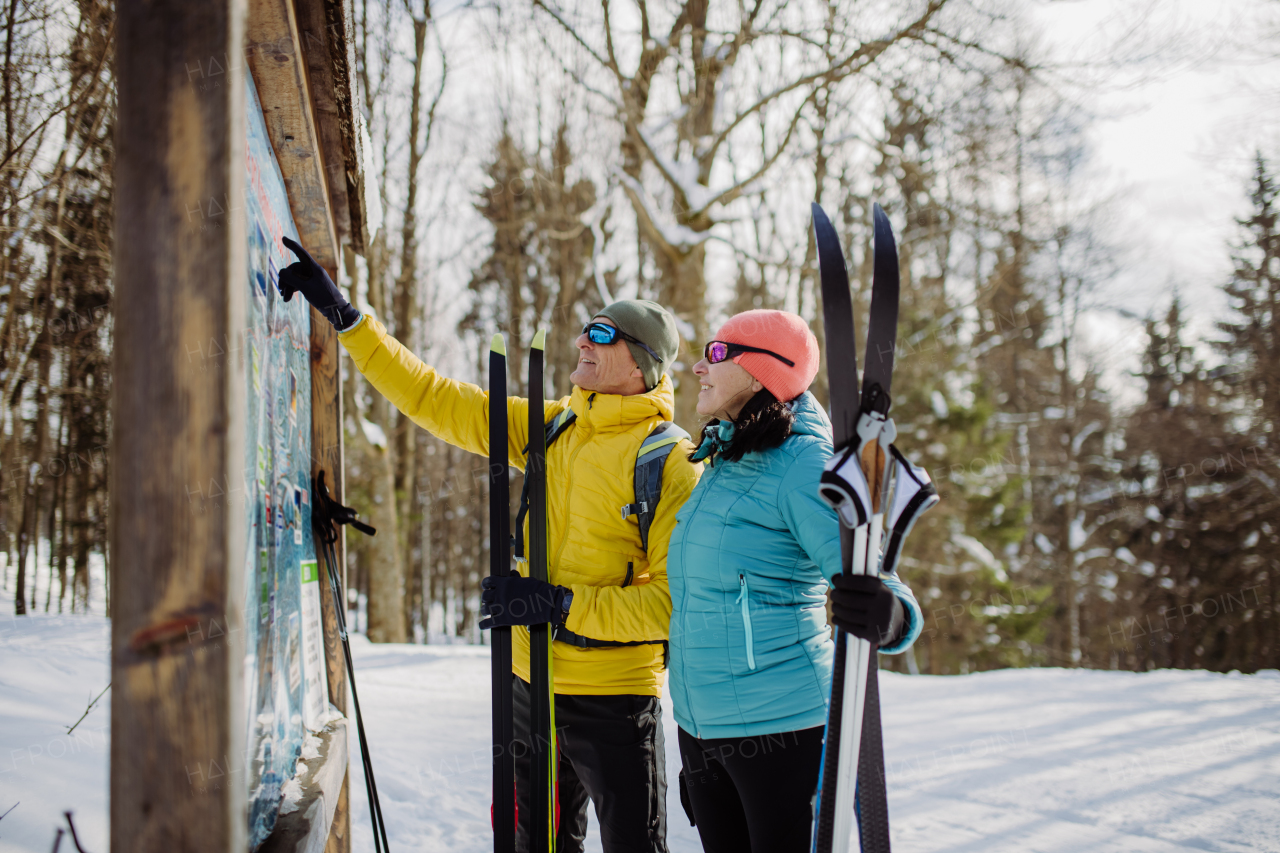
[[343, 0, 404, 642], [2, 0, 114, 616], [530, 0, 950, 425]]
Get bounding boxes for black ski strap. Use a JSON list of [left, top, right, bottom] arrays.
[[512, 407, 577, 561], [312, 470, 389, 853]]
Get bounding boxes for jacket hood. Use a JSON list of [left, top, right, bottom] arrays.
[[787, 391, 832, 442], [691, 390, 830, 462]]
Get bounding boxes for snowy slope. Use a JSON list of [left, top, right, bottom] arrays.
[[883, 668, 1280, 853], [0, 612, 110, 853], [3, 610, 1279, 853]]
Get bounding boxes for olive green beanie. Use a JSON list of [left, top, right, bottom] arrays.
[[594, 299, 680, 391]]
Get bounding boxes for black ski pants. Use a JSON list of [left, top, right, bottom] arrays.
[[676, 725, 824, 853], [512, 676, 668, 853]]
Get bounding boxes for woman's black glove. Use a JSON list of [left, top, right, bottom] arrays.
[[830, 574, 904, 647], [278, 236, 361, 330], [479, 574, 570, 629]]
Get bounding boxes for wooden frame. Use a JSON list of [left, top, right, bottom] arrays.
[[112, 1, 367, 850]]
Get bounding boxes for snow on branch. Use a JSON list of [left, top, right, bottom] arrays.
[[589, 215, 615, 305], [954, 532, 1007, 581], [616, 169, 710, 254], [635, 89, 808, 222], [636, 125, 714, 212]]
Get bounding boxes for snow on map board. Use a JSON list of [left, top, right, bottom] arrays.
[[242, 69, 328, 849]]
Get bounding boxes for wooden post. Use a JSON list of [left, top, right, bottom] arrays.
[[111, 1, 247, 852], [246, 0, 339, 271]]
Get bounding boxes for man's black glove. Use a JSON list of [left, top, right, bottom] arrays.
[[479, 574, 570, 629], [278, 236, 361, 330], [830, 574, 904, 647]]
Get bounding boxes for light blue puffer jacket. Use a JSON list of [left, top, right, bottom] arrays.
[[667, 392, 922, 740]]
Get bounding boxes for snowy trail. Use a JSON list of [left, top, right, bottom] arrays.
[[338, 639, 705, 853], [3, 611, 1279, 853]]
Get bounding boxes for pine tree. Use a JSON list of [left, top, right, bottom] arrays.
[[844, 85, 1045, 674], [1218, 153, 1280, 431], [1201, 153, 1280, 669], [1109, 265, 1278, 672]]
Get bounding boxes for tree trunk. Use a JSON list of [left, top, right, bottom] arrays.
[[14, 482, 33, 613], [15, 283, 54, 615], [71, 464, 90, 612], [45, 400, 66, 613], [359, 213, 406, 642], [393, 7, 428, 639], [652, 242, 707, 429], [364, 438, 406, 642]]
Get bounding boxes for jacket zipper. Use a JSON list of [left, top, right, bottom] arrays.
[[737, 572, 756, 671], [679, 462, 716, 736]]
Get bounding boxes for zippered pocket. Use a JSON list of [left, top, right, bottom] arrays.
[[737, 573, 756, 671]]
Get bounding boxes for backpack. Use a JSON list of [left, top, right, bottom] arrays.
[[510, 409, 689, 661]]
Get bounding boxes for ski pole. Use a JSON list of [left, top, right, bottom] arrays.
[[313, 471, 390, 853], [323, 535, 389, 853]]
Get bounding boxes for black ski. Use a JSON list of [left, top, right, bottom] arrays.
[[489, 334, 516, 853], [861, 204, 900, 411], [812, 201, 861, 853], [526, 329, 557, 853], [811, 202, 901, 853], [852, 203, 900, 853]]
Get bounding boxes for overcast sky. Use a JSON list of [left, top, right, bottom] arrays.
[[1034, 0, 1280, 396]]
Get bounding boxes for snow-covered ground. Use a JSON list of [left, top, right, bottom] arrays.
[[3, 607, 1279, 853], [0, 610, 110, 853]]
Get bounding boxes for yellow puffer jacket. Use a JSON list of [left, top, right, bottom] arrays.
[[339, 316, 702, 696]]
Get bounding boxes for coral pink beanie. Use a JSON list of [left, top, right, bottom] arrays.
[[714, 309, 820, 402]]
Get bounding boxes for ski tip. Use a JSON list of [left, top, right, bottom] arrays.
[[532, 329, 546, 350], [872, 202, 897, 257], [490, 333, 506, 356]]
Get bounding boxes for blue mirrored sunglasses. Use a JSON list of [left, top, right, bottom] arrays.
[[582, 322, 663, 364]]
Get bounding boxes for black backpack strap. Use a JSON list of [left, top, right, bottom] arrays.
[[621, 422, 690, 552], [512, 408, 577, 562], [553, 626, 670, 670]]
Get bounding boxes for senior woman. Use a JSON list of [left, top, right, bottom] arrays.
[[666, 309, 922, 853]]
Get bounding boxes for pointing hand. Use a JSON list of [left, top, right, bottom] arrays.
[[278, 236, 361, 330]]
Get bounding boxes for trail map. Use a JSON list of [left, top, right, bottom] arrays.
[[242, 70, 329, 848]]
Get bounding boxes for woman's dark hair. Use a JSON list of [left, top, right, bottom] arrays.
[[690, 388, 795, 463]]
